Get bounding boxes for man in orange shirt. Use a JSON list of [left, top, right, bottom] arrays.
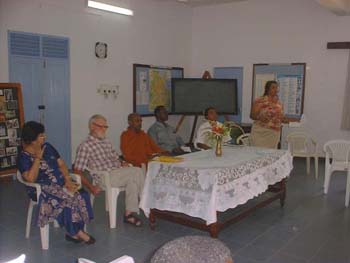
[[120, 113, 169, 167]]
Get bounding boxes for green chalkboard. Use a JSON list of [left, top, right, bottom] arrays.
[[171, 78, 238, 115]]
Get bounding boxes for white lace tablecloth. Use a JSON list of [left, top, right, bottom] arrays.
[[140, 146, 293, 225]]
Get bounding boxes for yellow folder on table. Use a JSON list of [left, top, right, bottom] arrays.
[[153, 156, 184, 163]]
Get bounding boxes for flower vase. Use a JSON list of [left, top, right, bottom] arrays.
[[215, 137, 223, 157]]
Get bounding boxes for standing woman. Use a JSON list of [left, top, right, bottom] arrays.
[[18, 121, 95, 244], [250, 81, 288, 149]]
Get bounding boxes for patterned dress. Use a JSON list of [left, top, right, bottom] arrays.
[[250, 96, 284, 148], [252, 96, 284, 131], [18, 143, 93, 236]]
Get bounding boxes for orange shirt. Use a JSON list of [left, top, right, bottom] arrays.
[[253, 96, 284, 131], [120, 128, 163, 167]]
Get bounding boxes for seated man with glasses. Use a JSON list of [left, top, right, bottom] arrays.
[[73, 114, 144, 227], [121, 113, 170, 167]]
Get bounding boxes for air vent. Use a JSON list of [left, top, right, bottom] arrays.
[[42, 36, 69, 59], [9, 32, 40, 57]]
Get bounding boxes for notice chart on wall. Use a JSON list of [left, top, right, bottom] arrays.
[[133, 64, 184, 116], [0, 83, 24, 176], [252, 63, 306, 119]]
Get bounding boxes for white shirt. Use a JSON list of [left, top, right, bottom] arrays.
[[194, 120, 231, 148]]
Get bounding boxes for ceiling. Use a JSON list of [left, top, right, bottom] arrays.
[[166, 0, 350, 15]]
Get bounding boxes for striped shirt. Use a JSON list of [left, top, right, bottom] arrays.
[[74, 135, 121, 171]]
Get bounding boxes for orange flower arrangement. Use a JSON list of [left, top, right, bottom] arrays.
[[210, 122, 231, 141]]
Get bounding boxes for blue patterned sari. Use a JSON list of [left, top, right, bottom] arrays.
[[18, 143, 93, 236]]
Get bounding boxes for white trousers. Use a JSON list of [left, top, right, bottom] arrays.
[[109, 167, 145, 213]]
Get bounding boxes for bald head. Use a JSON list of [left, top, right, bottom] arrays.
[[128, 113, 142, 132]]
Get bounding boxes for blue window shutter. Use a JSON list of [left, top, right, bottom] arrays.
[[9, 32, 40, 57], [42, 36, 69, 59]]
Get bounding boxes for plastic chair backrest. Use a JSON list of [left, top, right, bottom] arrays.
[[4, 254, 26, 263], [16, 170, 41, 202], [236, 133, 250, 146], [225, 121, 245, 144], [87, 168, 110, 191], [287, 132, 309, 154], [109, 255, 135, 263], [323, 140, 350, 163]]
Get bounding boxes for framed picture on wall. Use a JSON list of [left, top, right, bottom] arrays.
[[0, 83, 24, 176], [252, 63, 306, 120], [133, 64, 184, 116], [0, 123, 7, 137]]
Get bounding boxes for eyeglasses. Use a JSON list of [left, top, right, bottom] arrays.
[[93, 123, 109, 129]]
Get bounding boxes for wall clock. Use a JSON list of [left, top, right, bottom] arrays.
[[95, 42, 107, 58]]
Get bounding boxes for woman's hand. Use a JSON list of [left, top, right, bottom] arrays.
[[258, 112, 270, 123], [282, 116, 290, 124], [65, 180, 79, 193], [35, 145, 46, 160]]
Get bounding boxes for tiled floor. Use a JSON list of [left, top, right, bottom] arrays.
[[1, 158, 350, 263]]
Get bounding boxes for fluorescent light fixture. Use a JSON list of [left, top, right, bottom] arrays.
[[87, 1, 133, 16]]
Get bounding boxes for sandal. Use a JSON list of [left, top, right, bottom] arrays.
[[123, 213, 142, 227], [65, 234, 82, 244], [83, 235, 96, 245]]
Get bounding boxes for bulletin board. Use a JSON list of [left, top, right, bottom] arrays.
[[0, 83, 24, 176], [252, 63, 306, 119], [133, 64, 184, 116]]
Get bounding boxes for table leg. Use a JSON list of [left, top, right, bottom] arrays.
[[209, 222, 218, 238], [149, 209, 156, 230], [279, 179, 286, 207]]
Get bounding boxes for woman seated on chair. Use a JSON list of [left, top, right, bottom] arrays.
[[18, 121, 95, 244]]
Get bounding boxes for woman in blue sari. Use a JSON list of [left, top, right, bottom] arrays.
[[18, 121, 95, 244]]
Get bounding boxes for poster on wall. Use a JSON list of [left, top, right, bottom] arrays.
[[252, 63, 306, 120], [0, 83, 24, 176], [133, 64, 184, 116]]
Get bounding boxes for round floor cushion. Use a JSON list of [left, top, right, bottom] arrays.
[[150, 235, 233, 263]]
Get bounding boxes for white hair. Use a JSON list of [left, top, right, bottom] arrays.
[[88, 114, 106, 128]]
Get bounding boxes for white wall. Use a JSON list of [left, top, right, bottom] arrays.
[[2, 0, 350, 160], [190, 0, 350, 153], [0, 0, 192, 160]]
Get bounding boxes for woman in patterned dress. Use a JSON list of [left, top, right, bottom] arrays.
[[250, 80, 289, 149], [18, 121, 95, 244]]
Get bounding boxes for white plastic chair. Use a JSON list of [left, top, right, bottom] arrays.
[[109, 255, 135, 263], [88, 164, 146, 229], [16, 171, 81, 250], [286, 132, 319, 179], [87, 169, 126, 229], [323, 140, 350, 207], [77, 255, 134, 263], [3, 254, 26, 263], [224, 121, 245, 134], [224, 121, 245, 144], [236, 133, 251, 146]]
